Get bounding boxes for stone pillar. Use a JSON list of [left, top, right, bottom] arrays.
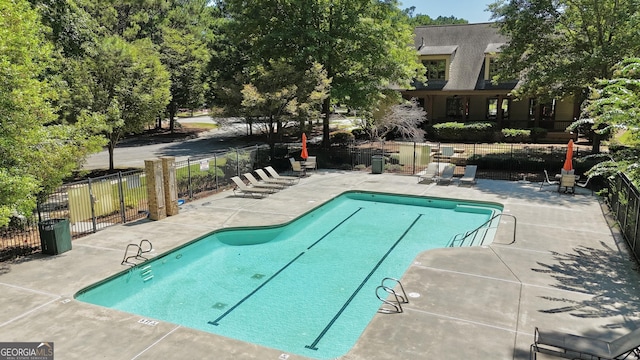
[[145, 159, 166, 221], [161, 157, 179, 216]]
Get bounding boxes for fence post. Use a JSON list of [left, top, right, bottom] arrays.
[[214, 154, 219, 190], [88, 178, 98, 233], [412, 142, 417, 175], [187, 158, 193, 199], [117, 172, 126, 223], [236, 149, 240, 176]]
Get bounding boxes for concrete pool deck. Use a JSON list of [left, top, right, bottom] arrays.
[[1, 171, 639, 359]]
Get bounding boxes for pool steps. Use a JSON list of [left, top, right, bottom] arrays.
[[376, 277, 408, 314], [140, 265, 154, 282]]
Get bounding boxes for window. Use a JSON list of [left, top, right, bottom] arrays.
[[529, 98, 556, 121], [488, 57, 500, 79], [423, 60, 446, 80], [446, 96, 468, 119], [487, 98, 509, 120]]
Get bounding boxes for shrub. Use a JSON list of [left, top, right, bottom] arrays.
[[330, 131, 355, 145], [351, 128, 369, 140], [501, 129, 531, 143], [531, 127, 548, 142], [431, 122, 497, 142], [223, 150, 253, 178]]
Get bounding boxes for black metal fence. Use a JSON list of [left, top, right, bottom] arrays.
[[0, 140, 611, 262], [608, 173, 640, 262], [1, 170, 147, 261], [174, 145, 273, 200], [303, 141, 595, 182]]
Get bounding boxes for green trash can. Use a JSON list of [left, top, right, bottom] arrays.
[[39, 218, 72, 255], [371, 155, 384, 174]]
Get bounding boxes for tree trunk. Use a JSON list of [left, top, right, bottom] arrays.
[[592, 133, 601, 154], [168, 102, 178, 133], [322, 97, 331, 148], [108, 142, 115, 171]]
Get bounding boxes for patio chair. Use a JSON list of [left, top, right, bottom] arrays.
[[230, 176, 271, 198], [539, 170, 559, 190], [289, 157, 306, 177], [458, 165, 477, 186], [255, 168, 294, 186], [265, 166, 300, 184], [558, 174, 576, 194], [576, 176, 593, 195], [243, 173, 284, 191], [435, 164, 455, 185], [303, 156, 317, 171], [417, 162, 438, 184], [530, 326, 640, 360]]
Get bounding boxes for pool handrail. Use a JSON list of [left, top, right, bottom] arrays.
[[449, 213, 517, 247]]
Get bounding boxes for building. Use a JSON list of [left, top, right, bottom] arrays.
[[402, 23, 579, 134]]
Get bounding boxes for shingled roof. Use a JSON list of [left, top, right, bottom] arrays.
[[414, 23, 513, 91]]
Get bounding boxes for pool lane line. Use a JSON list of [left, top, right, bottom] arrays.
[[305, 214, 424, 351], [208, 207, 362, 326], [307, 207, 363, 250], [208, 252, 305, 326]]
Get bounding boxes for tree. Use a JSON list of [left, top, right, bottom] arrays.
[[160, 25, 210, 132], [240, 60, 330, 148], [582, 58, 640, 181], [0, 0, 104, 226], [84, 36, 171, 170], [402, 7, 468, 26], [365, 95, 427, 141], [223, 0, 424, 147], [488, 0, 640, 101], [488, 0, 640, 153]]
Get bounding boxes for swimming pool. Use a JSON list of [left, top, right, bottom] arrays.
[[76, 191, 502, 359]]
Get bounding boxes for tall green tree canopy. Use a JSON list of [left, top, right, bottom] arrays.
[[83, 36, 171, 170], [159, 0, 211, 131], [240, 60, 330, 145], [582, 58, 640, 181], [488, 0, 640, 101], [402, 7, 468, 26], [0, 0, 104, 226], [222, 0, 424, 147]]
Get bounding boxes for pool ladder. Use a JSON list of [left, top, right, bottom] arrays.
[[376, 277, 408, 314], [121, 239, 153, 266]]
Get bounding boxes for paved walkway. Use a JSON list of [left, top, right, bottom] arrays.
[[1, 171, 638, 359]]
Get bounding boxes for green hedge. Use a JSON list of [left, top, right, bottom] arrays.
[[431, 122, 498, 142]]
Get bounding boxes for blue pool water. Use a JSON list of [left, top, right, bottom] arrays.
[[76, 191, 502, 359]]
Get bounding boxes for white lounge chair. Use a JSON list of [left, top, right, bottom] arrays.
[[243, 173, 284, 191], [255, 169, 293, 186], [531, 326, 640, 360], [289, 157, 306, 177], [435, 164, 455, 185], [458, 165, 477, 186], [417, 163, 438, 184], [265, 166, 300, 184], [540, 170, 559, 190], [230, 176, 271, 198]]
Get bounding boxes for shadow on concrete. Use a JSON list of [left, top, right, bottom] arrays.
[[533, 243, 640, 324]]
